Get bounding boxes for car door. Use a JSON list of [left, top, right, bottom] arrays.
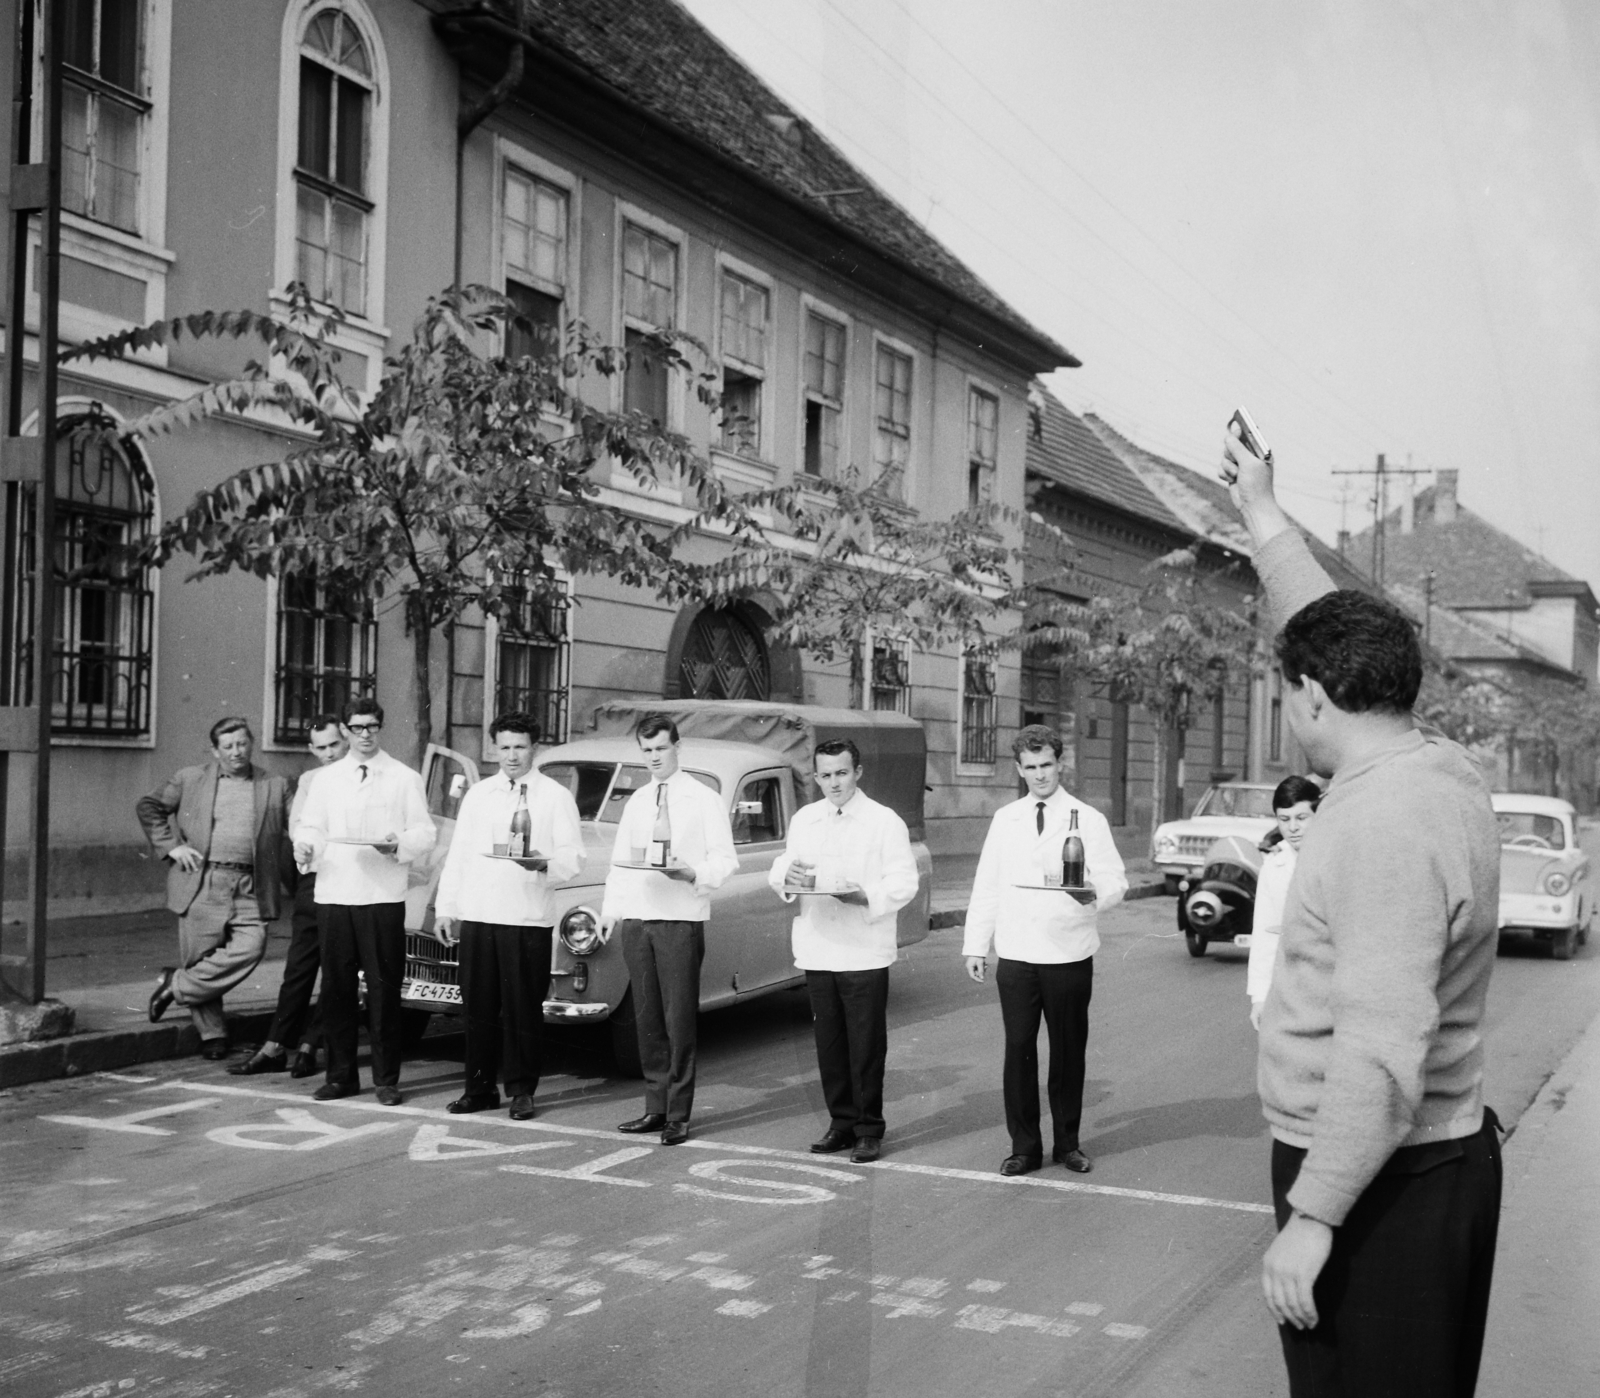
[[405, 743, 481, 932], [722, 768, 800, 995]]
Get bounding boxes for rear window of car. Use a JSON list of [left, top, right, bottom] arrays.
[[1194, 786, 1275, 819], [539, 761, 721, 822], [1496, 811, 1566, 850]]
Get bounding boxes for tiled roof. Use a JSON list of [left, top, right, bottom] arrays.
[[1387, 581, 1576, 676], [454, 0, 1074, 366], [1026, 386, 1187, 534], [1349, 486, 1577, 609]]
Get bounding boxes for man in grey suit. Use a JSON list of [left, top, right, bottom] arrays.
[[135, 716, 294, 1060]]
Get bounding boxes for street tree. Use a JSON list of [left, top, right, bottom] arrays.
[[65, 285, 761, 761]]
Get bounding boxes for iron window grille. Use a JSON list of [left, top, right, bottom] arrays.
[[274, 574, 376, 745], [495, 581, 571, 745], [961, 648, 998, 765], [679, 607, 769, 701], [869, 636, 911, 714]]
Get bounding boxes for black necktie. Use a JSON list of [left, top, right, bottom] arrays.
[[358, 764, 368, 784], [1036, 801, 1046, 835]]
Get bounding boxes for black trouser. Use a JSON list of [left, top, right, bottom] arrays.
[[619, 919, 704, 1122], [460, 922, 552, 1098], [807, 968, 890, 1140], [997, 956, 1093, 1160], [1272, 1113, 1502, 1398], [318, 901, 406, 1089], [266, 875, 323, 1050]]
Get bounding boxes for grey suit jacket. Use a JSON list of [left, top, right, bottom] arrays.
[[135, 761, 295, 919]]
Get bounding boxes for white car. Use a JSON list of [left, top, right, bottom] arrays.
[[1493, 793, 1592, 960], [1151, 783, 1279, 890]]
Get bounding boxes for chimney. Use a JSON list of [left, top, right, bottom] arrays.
[[1337, 529, 1350, 558], [1434, 469, 1458, 525]]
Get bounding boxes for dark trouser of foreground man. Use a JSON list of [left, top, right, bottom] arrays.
[[1272, 1111, 1502, 1396], [319, 902, 405, 1091], [619, 919, 704, 1123], [807, 967, 889, 1143], [459, 922, 552, 1104], [261, 877, 323, 1070], [997, 957, 1092, 1163]]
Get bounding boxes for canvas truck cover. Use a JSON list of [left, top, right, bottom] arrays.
[[586, 699, 928, 841]]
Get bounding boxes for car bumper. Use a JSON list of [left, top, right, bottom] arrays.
[[543, 999, 610, 1022], [1156, 858, 1205, 877], [1499, 894, 1577, 930]]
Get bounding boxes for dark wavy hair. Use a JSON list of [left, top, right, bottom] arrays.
[[1275, 590, 1421, 715], [1272, 775, 1323, 812]]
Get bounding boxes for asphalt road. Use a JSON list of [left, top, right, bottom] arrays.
[[2, 895, 1597, 1398]]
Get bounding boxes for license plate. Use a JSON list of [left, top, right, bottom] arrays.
[[402, 978, 461, 1005], [1232, 934, 1253, 947]]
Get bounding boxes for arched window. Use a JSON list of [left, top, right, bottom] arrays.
[[1, 414, 156, 735], [678, 606, 770, 701], [295, 7, 373, 313]]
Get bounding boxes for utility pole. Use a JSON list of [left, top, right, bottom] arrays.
[[1332, 454, 1430, 589], [1422, 570, 1436, 649]]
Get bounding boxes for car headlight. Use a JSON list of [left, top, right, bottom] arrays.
[[1542, 870, 1572, 897], [560, 905, 603, 955], [1153, 833, 1178, 858]]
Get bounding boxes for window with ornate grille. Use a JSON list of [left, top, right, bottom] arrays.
[[274, 575, 376, 745], [869, 635, 911, 714], [719, 271, 768, 456], [295, 10, 372, 314], [967, 387, 999, 511], [494, 581, 571, 746], [873, 345, 911, 499], [679, 607, 769, 701], [960, 647, 998, 765], [59, 0, 146, 234], [802, 312, 845, 480], [502, 166, 567, 361]]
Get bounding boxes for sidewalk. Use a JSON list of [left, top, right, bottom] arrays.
[[1478, 1005, 1600, 1395], [0, 853, 1168, 1088]]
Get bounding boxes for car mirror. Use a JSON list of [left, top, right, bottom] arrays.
[[734, 800, 765, 816]]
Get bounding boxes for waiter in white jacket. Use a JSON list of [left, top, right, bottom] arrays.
[[600, 714, 738, 1146], [434, 712, 584, 1121], [965, 724, 1127, 1177], [769, 738, 919, 1164]]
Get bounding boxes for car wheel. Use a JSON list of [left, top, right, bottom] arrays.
[[399, 1008, 433, 1051], [1552, 925, 1578, 961], [608, 988, 643, 1078], [1185, 927, 1208, 958]]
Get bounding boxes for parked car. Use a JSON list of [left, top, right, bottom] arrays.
[[1151, 783, 1279, 891], [1493, 793, 1592, 960], [1174, 834, 1265, 957], [398, 701, 933, 1071]]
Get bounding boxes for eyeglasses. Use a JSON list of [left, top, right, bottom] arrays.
[[345, 722, 382, 734]]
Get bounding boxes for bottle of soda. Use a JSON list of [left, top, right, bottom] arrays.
[[648, 782, 672, 868], [509, 783, 532, 858], [1061, 808, 1085, 889]]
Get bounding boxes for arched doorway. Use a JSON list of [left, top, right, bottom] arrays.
[[676, 605, 770, 700]]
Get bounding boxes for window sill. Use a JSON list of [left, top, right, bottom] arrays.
[[53, 732, 156, 750], [608, 461, 685, 506], [956, 761, 998, 779]]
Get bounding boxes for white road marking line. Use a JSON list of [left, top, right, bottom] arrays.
[[716, 1299, 772, 1317], [150, 1080, 1274, 1214], [205, 1109, 402, 1152], [677, 1158, 859, 1206], [97, 1074, 157, 1084], [967, 1278, 1007, 1293], [686, 1251, 728, 1263], [1066, 1301, 1103, 1316], [41, 1099, 221, 1136], [407, 1125, 571, 1162], [956, 1304, 1079, 1338], [1104, 1322, 1150, 1339], [128, 1262, 311, 1324], [501, 1147, 655, 1188], [565, 1299, 602, 1316], [871, 1292, 945, 1319], [93, 1329, 210, 1358]]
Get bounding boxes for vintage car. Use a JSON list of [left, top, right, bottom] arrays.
[[1174, 834, 1265, 957], [398, 700, 933, 1071], [1493, 793, 1592, 960], [1151, 783, 1279, 890]]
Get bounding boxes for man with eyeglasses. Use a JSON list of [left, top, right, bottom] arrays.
[[292, 699, 435, 1105], [137, 717, 295, 1061], [231, 714, 348, 1077], [433, 711, 584, 1120]]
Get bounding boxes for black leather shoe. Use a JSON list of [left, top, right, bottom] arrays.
[[509, 1094, 536, 1121], [313, 1082, 359, 1102], [289, 1050, 318, 1079], [148, 968, 176, 1023], [375, 1086, 403, 1107], [447, 1092, 501, 1114], [810, 1129, 856, 1154], [850, 1137, 881, 1164], [617, 1113, 667, 1134], [228, 1051, 287, 1076], [999, 1154, 1042, 1177], [199, 1039, 232, 1061], [660, 1121, 689, 1146], [1054, 1148, 1093, 1174]]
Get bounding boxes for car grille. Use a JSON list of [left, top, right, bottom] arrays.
[[1176, 836, 1214, 861], [405, 960, 460, 987], [406, 934, 459, 966]]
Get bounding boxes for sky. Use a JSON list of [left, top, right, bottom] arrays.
[[678, 0, 1600, 584]]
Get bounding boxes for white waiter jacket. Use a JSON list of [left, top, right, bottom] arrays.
[[963, 787, 1127, 964], [292, 749, 436, 906], [434, 770, 585, 927], [768, 789, 920, 972], [601, 769, 738, 923], [289, 764, 327, 873]]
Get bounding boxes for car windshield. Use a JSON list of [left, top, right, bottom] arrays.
[[539, 761, 721, 822], [1496, 811, 1566, 850], [1193, 786, 1276, 819]]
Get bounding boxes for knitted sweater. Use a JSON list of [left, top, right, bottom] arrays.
[[1253, 529, 1500, 1227]]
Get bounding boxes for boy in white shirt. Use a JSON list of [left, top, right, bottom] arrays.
[[769, 739, 920, 1163]]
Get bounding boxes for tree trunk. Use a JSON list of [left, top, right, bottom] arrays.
[[1149, 720, 1165, 844], [409, 600, 433, 769], [849, 634, 866, 710]]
